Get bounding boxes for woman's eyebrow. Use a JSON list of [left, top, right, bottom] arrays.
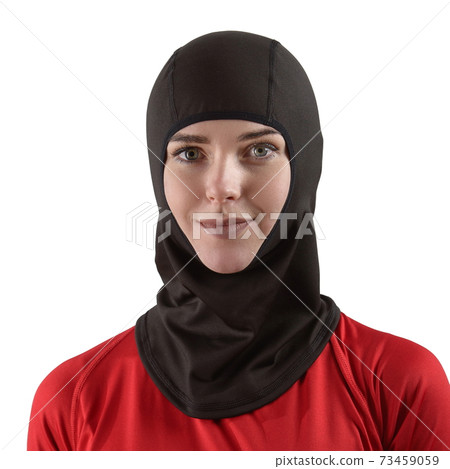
[[236, 129, 282, 142], [168, 129, 281, 144], [169, 134, 210, 144]]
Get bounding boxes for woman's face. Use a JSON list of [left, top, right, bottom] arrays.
[[164, 119, 291, 274]]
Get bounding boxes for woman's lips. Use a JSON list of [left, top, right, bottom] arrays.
[[199, 218, 251, 238], [200, 218, 248, 228]]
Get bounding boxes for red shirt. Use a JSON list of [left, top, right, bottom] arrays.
[[27, 313, 450, 450]]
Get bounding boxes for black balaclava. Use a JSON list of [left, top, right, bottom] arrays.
[[135, 30, 341, 419]]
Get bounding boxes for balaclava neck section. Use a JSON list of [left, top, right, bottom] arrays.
[[135, 31, 340, 419]]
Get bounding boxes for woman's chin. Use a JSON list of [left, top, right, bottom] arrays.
[[190, 235, 266, 274], [197, 251, 254, 274]]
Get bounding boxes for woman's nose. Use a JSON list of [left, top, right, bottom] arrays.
[[204, 155, 242, 203]]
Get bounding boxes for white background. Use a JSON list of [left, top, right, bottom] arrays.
[[1, 0, 449, 459]]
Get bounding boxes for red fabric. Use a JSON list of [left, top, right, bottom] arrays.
[[27, 313, 450, 450]]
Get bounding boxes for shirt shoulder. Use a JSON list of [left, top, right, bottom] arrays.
[[334, 313, 447, 377], [27, 327, 136, 450], [331, 313, 450, 450]]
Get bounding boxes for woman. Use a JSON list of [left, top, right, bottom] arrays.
[[27, 30, 449, 450]]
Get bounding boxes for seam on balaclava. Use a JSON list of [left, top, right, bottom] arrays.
[[168, 50, 178, 121], [266, 40, 278, 123]]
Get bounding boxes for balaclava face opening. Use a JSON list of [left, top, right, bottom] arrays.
[[135, 30, 340, 419]]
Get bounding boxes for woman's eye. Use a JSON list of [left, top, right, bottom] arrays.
[[171, 147, 201, 163], [251, 144, 276, 159], [183, 148, 200, 161], [253, 146, 269, 157]]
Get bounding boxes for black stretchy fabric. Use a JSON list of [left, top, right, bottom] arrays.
[[135, 30, 341, 419]]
